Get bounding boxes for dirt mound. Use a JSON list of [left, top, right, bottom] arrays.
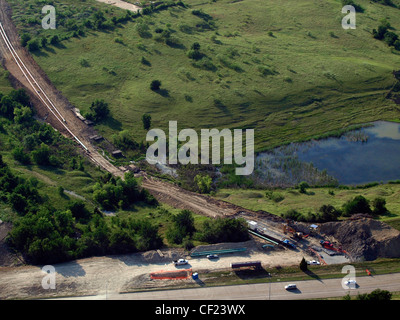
[[319, 218, 400, 261]]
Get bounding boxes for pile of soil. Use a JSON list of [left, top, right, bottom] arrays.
[[319, 218, 400, 261]]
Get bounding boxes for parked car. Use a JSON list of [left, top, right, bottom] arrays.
[[307, 260, 321, 265], [207, 254, 219, 259], [285, 284, 297, 290], [173, 259, 189, 266]]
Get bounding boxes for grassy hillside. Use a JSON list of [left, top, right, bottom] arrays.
[[7, 0, 400, 153]]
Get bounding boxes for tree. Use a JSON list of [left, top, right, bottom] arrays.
[[142, 113, 152, 130], [12, 146, 31, 165], [20, 33, 31, 47], [298, 181, 309, 194], [343, 195, 371, 216], [318, 204, 341, 222], [384, 31, 398, 46], [31, 143, 51, 166], [13, 106, 33, 124], [166, 210, 195, 245], [150, 80, 161, 91], [67, 201, 91, 222], [90, 99, 110, 121], [0, 95, 16, 119], [300, 257, 308, 271], [367, 289, 392, 301], [372, 197, 388, 216], [197, 217, 249, 243]]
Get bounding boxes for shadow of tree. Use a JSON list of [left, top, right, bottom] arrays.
[[303, 269, 323, 282], [155, 88, 170, 98]]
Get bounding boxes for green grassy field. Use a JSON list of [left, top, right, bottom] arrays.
[[8, 0, 400, 153], [214, 183, 400, 228]]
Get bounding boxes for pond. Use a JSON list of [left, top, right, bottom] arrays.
[[296, 121, 400, 185]]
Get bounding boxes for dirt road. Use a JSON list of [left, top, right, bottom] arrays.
[[0, 0, 311, 300], [0, 0, 246, 218], [95, 0, 141, 12]]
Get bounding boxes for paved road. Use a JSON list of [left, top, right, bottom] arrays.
[[53, 273, 400, 300]]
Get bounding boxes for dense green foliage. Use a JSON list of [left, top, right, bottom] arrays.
[[166, 209, 250, 245], [196, 217, 250, 244], [93, 171, 157, 210], [0, 88, 163, 264], [282, 194, 390, 222], [7, 205, 163, 264], [355, 289, 392, 300], [342, 195, 372, 216], [373, 20, 400, 50], [166, 209, 195, 244], [86, 99, 110, 122]]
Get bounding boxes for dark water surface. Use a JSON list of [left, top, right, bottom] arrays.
[[296, 121, 400, 185]]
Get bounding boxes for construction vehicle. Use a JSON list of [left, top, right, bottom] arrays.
[[320, 240, 334, 249], [283, 223, 305, 240], [320, 240, 346, 254], [282, 239, 296, 249]]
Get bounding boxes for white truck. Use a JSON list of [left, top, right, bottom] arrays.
[[173, 259, 189, 266], [248, 220, 258, 231]]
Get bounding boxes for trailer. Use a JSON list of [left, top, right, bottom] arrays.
[[231, 261, 262, 270], [248, 220, 258, 231]]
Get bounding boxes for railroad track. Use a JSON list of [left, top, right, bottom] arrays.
[[0, 20, 127, 175], [0, 22, 90, 151]]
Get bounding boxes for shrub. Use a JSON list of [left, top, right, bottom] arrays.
[[265, 190, 285, 202], [79, 58, 90, 67], [27, 39, 40, 52], [50, 35, 60, 45], [187, 49, 203, 60], [142, 113, 152, 130], [90, 99, 110, 121]]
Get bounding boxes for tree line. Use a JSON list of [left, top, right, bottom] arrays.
[[165, 209, 250, 249], [282, 194, 389, 223]]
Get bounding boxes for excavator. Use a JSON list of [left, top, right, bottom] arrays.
[[282, 222, 304, 240]]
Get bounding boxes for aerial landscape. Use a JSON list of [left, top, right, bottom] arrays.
[[1, 0, 400, 306]]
